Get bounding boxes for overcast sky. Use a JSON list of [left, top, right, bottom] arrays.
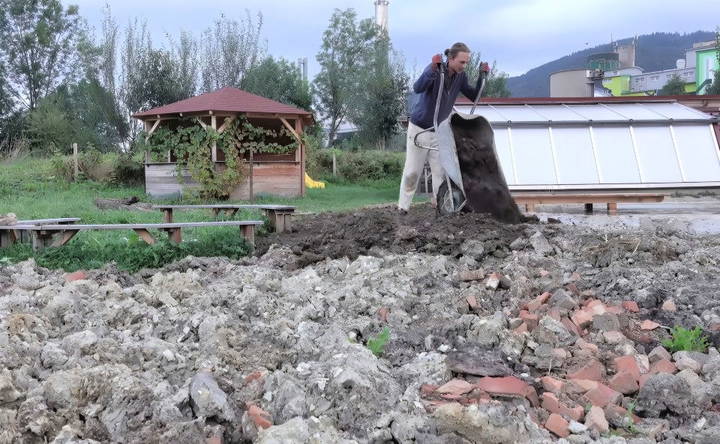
[[65, 0, 719, 78]]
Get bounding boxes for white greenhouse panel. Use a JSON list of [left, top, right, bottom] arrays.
[[589, 127, 642, 183], [673, 125, 720, 182], [491, 128, 516, 185], [461, 102, 720, 189], [604, 103, 670, 120], [511, 128, 557, 184], [551, 128, 599, 184], [633, 126, 683, 183], [489, 105, 547, 122]]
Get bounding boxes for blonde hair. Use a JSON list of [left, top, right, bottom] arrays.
[[445, 42, 471, 59]]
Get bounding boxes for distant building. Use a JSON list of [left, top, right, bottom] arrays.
[[549, 38, 719, 98]]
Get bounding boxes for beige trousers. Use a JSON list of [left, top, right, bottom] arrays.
[[398, 122, 445, 210]]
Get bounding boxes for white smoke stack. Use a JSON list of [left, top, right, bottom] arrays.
[[374, 0, 389, 32]]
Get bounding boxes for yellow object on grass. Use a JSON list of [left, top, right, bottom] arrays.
[[305, 173, 326, 189]]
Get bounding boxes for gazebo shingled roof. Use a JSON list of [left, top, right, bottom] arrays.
[[132, 87, 312, 120]]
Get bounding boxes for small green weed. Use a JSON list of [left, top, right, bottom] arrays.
[[367, 327, 391, 357], [662, 326, 709, 353]]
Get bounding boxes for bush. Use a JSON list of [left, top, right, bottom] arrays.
[[307, 149, 405, 183], [111, 155, 145, 186], [50, 149, 115, 182]]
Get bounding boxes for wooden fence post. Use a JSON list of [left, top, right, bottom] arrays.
[[332, 151, 337, 177], [72, 143, 79, 181]]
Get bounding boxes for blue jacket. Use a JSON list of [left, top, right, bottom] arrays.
[[410, 63, 482, 130]]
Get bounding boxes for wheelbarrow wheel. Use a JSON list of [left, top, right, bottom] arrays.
[[436, 180, 465, 216]]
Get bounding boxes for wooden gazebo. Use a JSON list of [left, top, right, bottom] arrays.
[[133, 87, 313, 199]]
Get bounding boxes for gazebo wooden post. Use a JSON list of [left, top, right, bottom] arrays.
[[211, 112, 218, 162], [295, 118, 305, 196], [143, 121, 150, 164]]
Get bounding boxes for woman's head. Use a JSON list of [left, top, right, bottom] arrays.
[[445, 42, 471, 73]]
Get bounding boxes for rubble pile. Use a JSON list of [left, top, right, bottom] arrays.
[[2, 205, 720, 443]]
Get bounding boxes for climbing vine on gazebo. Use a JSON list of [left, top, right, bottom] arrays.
[[140, 117, 298, 199]]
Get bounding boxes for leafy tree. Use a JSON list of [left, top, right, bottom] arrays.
[[200, 12, 265, 92], [465, 53, 511, 98], [349, 34, 408, 149], [313, 8, 377, 145], [658, 74, 686, 96], [0, 0, 82, 110], [242, 56, 311, 110], [26, 95, 75, 152], [0, 62, 12, 118], [126, 48, 192, 112]]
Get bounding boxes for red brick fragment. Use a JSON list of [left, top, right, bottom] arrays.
[[622, 301, 640, 313], [567, 359, 604, 381], [545, 413, 570, 438]]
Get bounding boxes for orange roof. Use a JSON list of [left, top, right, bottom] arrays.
[[133, 87, 312, 119]]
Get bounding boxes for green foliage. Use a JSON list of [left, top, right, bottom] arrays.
[[313, 9, 378, 144], [126, 48, 194, 113], [308, 149, 404, 182], [1, 229, 251, 273], [662, 326, 709, 353], [50, 149, 114, 182], [111, 154, 144, 186], [349, 35, 409, 148], [243, 56, 312, 110], [465, 54, 512, 98], [366, 327, 390, 357], [658, 75, 687, 96], [140, 117, 297, 199], [200, 11, 265, 92], [27, 98, 76, 153], [0, 0, 82, 110]]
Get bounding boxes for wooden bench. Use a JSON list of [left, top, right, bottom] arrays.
[[0, 221, 263, 251], [152, 204, 296, 233], [0, 217, 81, 247], [511, 192, 668, 215]]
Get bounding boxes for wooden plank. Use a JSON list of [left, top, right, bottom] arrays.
[[51, 230, 79, 247], [217, 115, 236, 133], [280, 118, 301, 143], [148, 119, 161, 135], [31, 221, 264, 230], [165, 228, 182, 243], [133, 229, 156, 245], [17, 218, 81, 225], [195, 117, 208, 130], [241, 225, 255, 247], [0, 230, 16, 248], [152, 204, 295, 211], [162, 209, 173, 223]]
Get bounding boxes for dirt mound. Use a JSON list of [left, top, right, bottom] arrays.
[[257, 204, 532, 268]]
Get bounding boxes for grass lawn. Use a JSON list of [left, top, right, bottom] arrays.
[[0, 156, 424, 271]]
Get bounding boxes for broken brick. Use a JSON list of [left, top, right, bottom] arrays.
[[561, 317, 581, 336], [527, 292, 551, 312], [246, 404, 272, 430], [640, 320, 660, 330], [571, 310, 593, 329], [614, 355, 641, 381], [622, 301, 640, 313], [567, 378, 598, 394], [512, 322, 528, 335], [585, 406, 609, 433], [476, 376, 537, 406], [584, 383, 622, 408], [608, 371, 639, 395], [576, 338, 599, 355], [650, 358, 677, 374], [65, 270, 87, 282], [545, 413, 570, 438], [436, 379, 475, 396], [519, 310, 539, 330], [465, 295, 478, 310], [540, 376, 564, 394], [567, 359, 604, 381]]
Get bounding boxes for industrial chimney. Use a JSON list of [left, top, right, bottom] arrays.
[[374, 0, 389, 32]]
